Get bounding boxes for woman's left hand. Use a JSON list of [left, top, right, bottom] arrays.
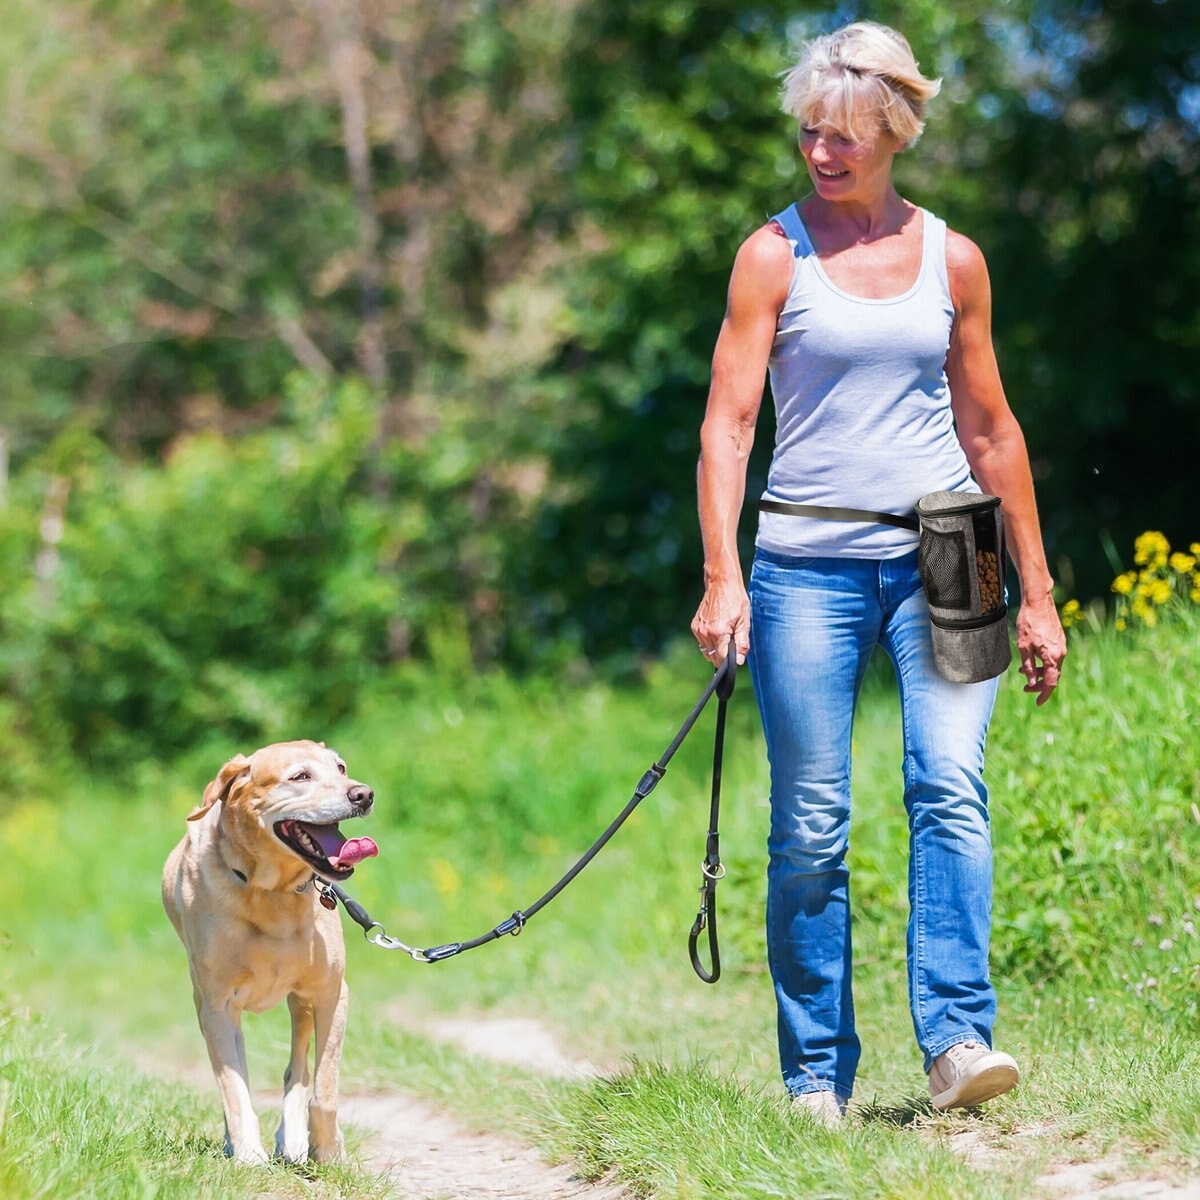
[[1016, 594, 1066, 705]]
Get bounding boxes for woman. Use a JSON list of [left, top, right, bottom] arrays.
[[691, 21, 1066, 1124]]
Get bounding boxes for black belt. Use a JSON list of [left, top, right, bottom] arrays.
[[757, 499, 919, 532]]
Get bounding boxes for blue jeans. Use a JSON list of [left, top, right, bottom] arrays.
[[747, 548, 1000, 1100]]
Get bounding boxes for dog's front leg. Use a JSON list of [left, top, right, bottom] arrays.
[[197, 997, 268, 1164], [308, 979, 348, 1162], [276, 994, 314, 1163]]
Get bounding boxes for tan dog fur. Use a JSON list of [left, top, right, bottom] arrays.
[[162, 740, 375, 1164]]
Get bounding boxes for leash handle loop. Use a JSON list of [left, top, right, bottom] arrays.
[[688, 639, 735, 984], [688, 873, 720, 983]]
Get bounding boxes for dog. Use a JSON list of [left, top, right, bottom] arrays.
[[162, 740, 378, 1164]]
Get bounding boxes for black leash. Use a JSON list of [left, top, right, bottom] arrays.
[[324, 640, 738, 983]]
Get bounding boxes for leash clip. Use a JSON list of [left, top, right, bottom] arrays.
[[362, 921, 431, 962]]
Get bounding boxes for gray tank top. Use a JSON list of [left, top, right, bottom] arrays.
[[756, 203, 979, 559]]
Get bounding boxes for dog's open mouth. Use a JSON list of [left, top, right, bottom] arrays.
[[274, 820, 378, 879]]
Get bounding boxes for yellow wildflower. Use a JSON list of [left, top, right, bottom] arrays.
[[1150, 579, 1172, 605], [1060, 599, 1082, 629], [1112, 571, 1136, 595], [1170, 552, 1197, 573], [1191, 542, 1200, 557], [1134, 531, 1169, 565]]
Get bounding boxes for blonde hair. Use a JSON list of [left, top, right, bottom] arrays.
[[781, 22, 941, 149]]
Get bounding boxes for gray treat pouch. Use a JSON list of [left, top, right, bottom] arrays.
[[915, 491, 1012, 683]]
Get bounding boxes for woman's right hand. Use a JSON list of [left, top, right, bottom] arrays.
[[691, 579, 750, 666]]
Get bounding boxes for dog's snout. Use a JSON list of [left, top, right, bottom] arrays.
[[348, 784, 374, 812]]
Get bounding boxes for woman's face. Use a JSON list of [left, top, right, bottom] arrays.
[[799, 112, 900, 202]]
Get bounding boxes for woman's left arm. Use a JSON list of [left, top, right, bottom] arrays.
[[945, 229, 1066, 705]]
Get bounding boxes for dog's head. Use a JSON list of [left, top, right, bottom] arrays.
[[189, 740, 378, 884]]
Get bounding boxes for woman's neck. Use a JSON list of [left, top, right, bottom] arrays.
[[804, 187, 910, 241]]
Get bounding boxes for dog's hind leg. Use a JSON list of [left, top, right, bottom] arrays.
[[197, 998, 269, 1164], [277, 994, 314, 1163], [308, 979, 348, 1162]]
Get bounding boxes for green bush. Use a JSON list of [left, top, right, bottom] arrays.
[[0, 376, 523, 766]]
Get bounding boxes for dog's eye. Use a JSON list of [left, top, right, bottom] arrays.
[[290, 771, 311, 783], [337, 762, 347, 776]]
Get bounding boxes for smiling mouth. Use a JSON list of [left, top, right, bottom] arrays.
[[274, 819, 379, 880], [815, 167, 848, 178]]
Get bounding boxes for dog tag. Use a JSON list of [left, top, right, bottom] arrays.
[[319, 891, 337, 910]]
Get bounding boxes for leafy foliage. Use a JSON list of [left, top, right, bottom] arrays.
[[0, 0, 1195, 760], [0, 378, 531, 764]]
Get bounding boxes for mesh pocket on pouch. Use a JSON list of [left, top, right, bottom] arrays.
[[918, 528, 971, 611]]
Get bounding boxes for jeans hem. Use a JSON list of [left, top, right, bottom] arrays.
[[787, 1083, 853, 1102], [922, 1031, 991, 1074]]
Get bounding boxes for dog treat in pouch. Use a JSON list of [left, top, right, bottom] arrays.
[[914, 491, 1011, 683]]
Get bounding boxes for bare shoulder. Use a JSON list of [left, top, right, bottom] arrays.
[[729, 222, 793, 307], [945, 228, 990, 280], [737, 222, 793, 269], [945, 227, 992, 311]]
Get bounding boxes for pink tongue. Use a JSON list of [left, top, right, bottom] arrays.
[[332, 837, 378, 867]]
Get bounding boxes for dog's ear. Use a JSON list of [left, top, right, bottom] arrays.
[[187, 755, 251, 821]]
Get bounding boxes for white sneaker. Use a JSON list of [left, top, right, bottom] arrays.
[[791, 1090, 846, 1127], [928, 1040, 1019, 1110]]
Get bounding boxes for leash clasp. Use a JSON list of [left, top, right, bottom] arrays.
[[362, 921, 431, 962]]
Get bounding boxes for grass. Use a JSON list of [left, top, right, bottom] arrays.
[[0, 1008, 383, 1200], [1, 612, 1198, 1197]]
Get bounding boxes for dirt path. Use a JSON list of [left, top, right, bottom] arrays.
[[137, 1024, 625, 1200], [400, 1014, 1200, 1200], [340, 1092, 624, 1200], [388, 1005, 609, 1079], [142, 1017, 1200, 1199], [338, 1011, 623, 1198], [947, 1126, 1200, 1199]]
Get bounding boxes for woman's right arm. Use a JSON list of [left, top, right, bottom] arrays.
[[691, 226, 793, 665]]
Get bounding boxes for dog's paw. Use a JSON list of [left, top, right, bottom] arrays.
[[276, 1131, 310, 1164], [229, 1142, 271, 1166], [309, 1132, 344, 1163]]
